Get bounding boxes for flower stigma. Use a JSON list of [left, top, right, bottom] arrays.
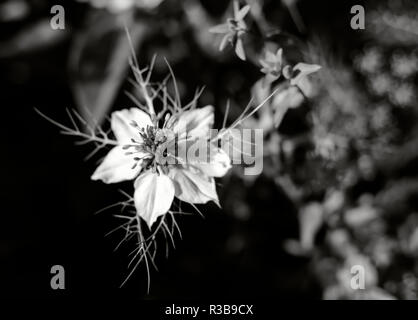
[[122, 118, 176, 173]]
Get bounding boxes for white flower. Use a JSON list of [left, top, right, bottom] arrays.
[[259, 48, 283, 82], [209, 1, 250, 60], [92, 106, 231, 228]]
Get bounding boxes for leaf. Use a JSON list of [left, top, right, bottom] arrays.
[[69, 11, 148, 128], [344, 205, 378, 228], [0, 0, 29, 23], [0, 19, 68, 58]]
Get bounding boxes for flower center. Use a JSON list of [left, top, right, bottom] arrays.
[[123, 124, 174, 171], [227, 18, 246, 33]]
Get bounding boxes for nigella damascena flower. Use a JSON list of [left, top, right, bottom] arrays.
[[258, 47, 321, 87], [91, 106, 231, 228], [209, 1, 250, 61], [259, 49, 283, 83]]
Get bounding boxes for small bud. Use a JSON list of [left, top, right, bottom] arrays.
[[282, 65, 293, 79]]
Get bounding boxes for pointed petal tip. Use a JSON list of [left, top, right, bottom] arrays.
[[236, 5, 251, 20]]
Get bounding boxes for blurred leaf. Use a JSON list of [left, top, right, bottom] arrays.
[[378, 133, 418, 177], [78, 0, 164, 13], [184, 1, 224, 58], [0, 0, 29, 23], [281, 0, 306, 34], [284, 202, 323, 255], [69, 11, 148, 127], [368, 9, 418, 46], [326, 229, 354, 258], [0, 19, 68, 58], [376, 179, 418, 216], [323, 190, 345, 215], [398, 215, 418, 258], [344, 205, 379, 228], [299, 202, 323, 251]]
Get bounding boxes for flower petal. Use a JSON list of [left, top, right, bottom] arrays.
[[259, 59, 271, 70], [173, 105, 214, 139], [91, 146, 143, 184], [219, 34, 231, 51], [276, 48, 283, 62], [111, 108, 153, 144], [176, 140, 231, 177], [236, 4, 250, 21], [134, 171, 175, 229], [290, 63, 321, 86], [235, 37, 246, 61], [194, 147, 232, 178], [168, 167, 219, 205], [209, 23, 229, 34]]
